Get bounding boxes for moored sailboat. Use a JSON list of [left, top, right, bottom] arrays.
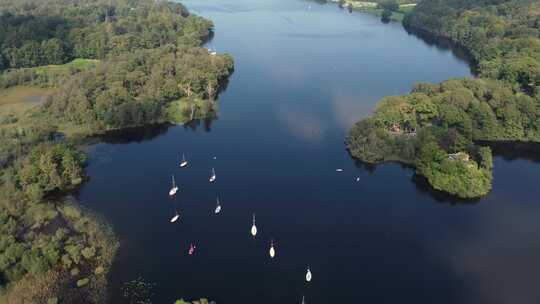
[[215, 197, 222, 214], [251, 213, 257, 237], [169, 175, 179, 196], [269, 240, 276, 258], [209, 167, 216, 183], [306, 267, 312, 282], [170, 212, 180, 223], [180, 154, 188, 167]]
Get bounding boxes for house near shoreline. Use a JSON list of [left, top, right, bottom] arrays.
[[448, 152, 470, 162]]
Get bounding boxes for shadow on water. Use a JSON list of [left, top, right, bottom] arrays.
[[479, 141, 540, 163], [403, 26, 477, 75], [98, 124, 171, 144], [95, 117, 218, 145], [183, 116, 217, 132], [412, 174, 481, 205]]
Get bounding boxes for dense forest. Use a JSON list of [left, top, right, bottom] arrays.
[[404, 0, 540, 94], [0, 0, 212, 69], [347, 0, 540, 198], [0, 0, 234, 302]]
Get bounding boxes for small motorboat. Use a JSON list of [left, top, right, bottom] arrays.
[[215, 197, 222, 214], [336, 169, 344, 172], [180, 154, 188, 168], [306, 267, 312, 282], [251, 213, 257, 237], [209, 168, 216, 183], [169, 175, 179, 196], [170, 212, 180, 223], [356, 177, 360, 182], [188, 243, 196, 255]]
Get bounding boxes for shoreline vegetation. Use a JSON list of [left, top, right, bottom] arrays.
[[347, 0, 540, 198], [0, 0, 233, 302]]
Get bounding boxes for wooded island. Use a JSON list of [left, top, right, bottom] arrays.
[[348, 0, 539, 198]]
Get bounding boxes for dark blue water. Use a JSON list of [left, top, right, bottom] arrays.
[[78, 1, 540, 303]]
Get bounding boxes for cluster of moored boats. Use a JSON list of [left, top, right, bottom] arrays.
[[167, 153, 313, 302]]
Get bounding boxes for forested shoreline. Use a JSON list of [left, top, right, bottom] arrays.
[[347, 0, 540, 198], [0, 0, 233, 302]]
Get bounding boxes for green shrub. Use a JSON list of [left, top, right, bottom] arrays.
[[76, 278, 89, 288]]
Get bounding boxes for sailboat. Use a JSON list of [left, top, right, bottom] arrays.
[[251, 213, 257, 237], [188, 243, 196, 255], [169, 175, 179, 196], [180, 154, 188, 168], [269, 240, 276, 258], [209, 167, 216, 183], [170, 212, 180, 223], [306, 267, 312, 282], [214, 197, 222, 214]]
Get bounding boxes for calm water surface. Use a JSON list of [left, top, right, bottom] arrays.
[[78, 0, 540, 303]]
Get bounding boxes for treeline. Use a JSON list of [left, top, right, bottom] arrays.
[[0, 0, 211, 70], [404, 0, 540, 95], [43, 45, 233, 132]]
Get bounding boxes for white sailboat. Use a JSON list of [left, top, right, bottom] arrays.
[[169, 175, 179, 196], [209, 167, 216, 183], [180, 154, 188, 168], [269, 240, 275, 258], [214, 197, 222, 214], [305, 267, 312, 282], [170, 212, 180, 223], [251, 213, 257, 237]]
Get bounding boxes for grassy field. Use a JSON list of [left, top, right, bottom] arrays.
[[31, 58, 100, 75], [344, 1, 417, 22], [0, 86, 55, 125]]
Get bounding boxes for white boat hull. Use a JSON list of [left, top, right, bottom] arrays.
[[169, 187, 179, 196], [170, 214, 180, 223], [306, 270, 312, 282], [251, 225, 257, 237]]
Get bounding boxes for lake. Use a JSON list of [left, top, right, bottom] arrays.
[[78, 0, 540, 303]]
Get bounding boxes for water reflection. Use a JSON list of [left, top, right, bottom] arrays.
[[183, 116, 217, 132], [404, 27, 474, 73], [331, 89, 374, 130], [96, 117, 217, 145], [277, 105, 325, 143], [435, 195, 540, 304], [481, 141, 540, 163], [99, 124, 171, 144], [412, 174, 481, 205]]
